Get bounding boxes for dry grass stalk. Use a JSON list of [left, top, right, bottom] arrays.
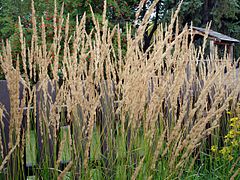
[[131, 155, 145, 180], [57, 161, 73, 180], [230, 168, 240, 180], [0, 138, 19, 171]]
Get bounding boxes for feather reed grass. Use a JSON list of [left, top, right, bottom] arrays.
[[0, 0, 239, 179]]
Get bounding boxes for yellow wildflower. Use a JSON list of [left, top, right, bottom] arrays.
[[211, 145, 218, 153], [227, 111, 232, 115], [231, 140, 238, 147], [228, 155, 233, 161], [220, 147, 230, 156]]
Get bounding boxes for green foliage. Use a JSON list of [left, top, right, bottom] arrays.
[[179, 0, 203, 25], [0, 16, 16, 40], [0, 0, 139, 80], [212, 0, 240, 30]]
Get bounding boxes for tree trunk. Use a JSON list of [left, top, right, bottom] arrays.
[[202, 0, 216, 25], [143, 0, 161, 53]]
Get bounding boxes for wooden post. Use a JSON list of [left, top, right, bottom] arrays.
[[210, 40, 215, 59], [229, 43, 234, 62]]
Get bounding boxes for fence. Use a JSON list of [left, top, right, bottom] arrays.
[[0, 80, 70, 176]]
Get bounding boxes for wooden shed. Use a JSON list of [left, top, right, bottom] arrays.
[[191, 26, 240, 60]]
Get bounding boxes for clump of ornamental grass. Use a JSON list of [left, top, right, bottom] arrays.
[[0, 0, 240, 179]]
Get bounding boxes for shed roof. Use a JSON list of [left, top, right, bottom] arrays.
[[192, 26, 240, 44]]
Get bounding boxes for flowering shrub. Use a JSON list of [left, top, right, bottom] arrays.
[[211, 104, 240, 161]]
